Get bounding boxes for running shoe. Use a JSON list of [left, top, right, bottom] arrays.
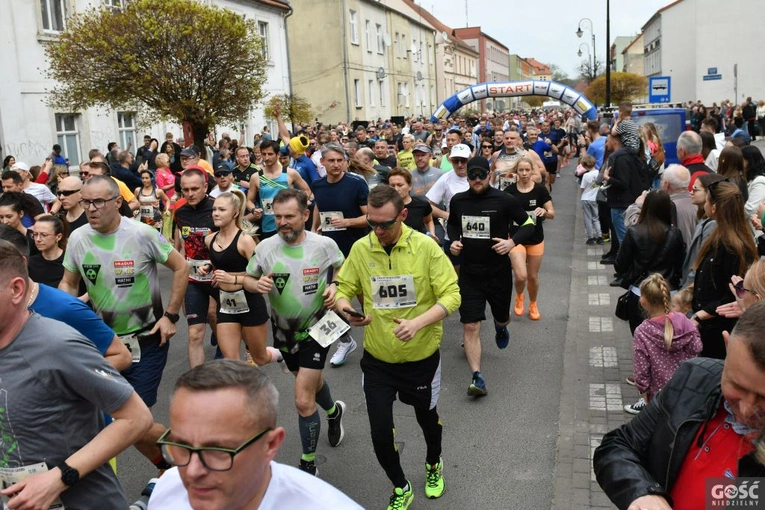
[[425, 458, 445, 499], [495, 324, 509, 349], [327, 401, 346, 447], [387, 483, 414, 510], [330, 336, 357, 367], [586, 238, 595, 245], [514, 294, 525, 316], [602, 233, 610, 243], [468, 374, 488, 397], [596, 237, 604, 245], [529, 302, 541, 321], [298, 459, 318, 476], [624, 398, 646, 415]]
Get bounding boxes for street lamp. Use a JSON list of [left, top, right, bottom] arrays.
[[576, 18, 597, 83], [577, 43, 590, 59]]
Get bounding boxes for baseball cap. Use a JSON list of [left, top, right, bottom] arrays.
[[448, 144, 471, 160], [180, 146, 199, 158], [412, 143, 431, 154], [467, 156, 491, 173], [10, 162, 30, 172], [214, 165, 232, 175]]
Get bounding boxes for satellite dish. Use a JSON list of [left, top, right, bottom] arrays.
[[383, 34, 391, 47], [376, 67, 386, 80], [416, 71, 423, 81]]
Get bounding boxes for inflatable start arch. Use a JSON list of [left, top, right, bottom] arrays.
[[430, 80, 598, 123]]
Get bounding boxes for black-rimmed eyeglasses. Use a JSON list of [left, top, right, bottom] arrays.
[[156, 427, 272, 472]]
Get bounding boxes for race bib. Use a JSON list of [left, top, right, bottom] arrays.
[[0, 463, 65, 509], [308, 310, 350, 348], [262, 198, 274, 215], [370, 275, 417, 309], [461, 215, 491, 239], [119, 333, 141, 363], [220, 289, 250, 314], [526, 210, 538, 225], [320, 211, 346, 232], [188, 258, 213, 282], [140, 204, 154, 220]]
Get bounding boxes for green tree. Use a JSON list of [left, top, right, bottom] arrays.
[[524, 96, 546, 108], [264, 94, 314, 132], [45, 0, 268, 152], [586, 72, 648, 106]]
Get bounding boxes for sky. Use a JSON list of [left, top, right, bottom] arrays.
[[420, 0, 672, 78]]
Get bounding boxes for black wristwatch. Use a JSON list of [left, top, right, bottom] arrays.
[[57, 461, 80, 487], [163, 311, 180, 324]]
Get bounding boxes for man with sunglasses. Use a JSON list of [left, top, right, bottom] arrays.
[[60, 175, 189, 478], [334, 185, 460, 510], [209, 165, 239, 198], [148, 360, 361, 509], [57, 175, 88, 231], [447, 156, 535, 397]]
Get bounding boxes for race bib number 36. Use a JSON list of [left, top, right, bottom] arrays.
[[308, 311, 350, 348], [461, 215, 490, 239], [371, 275, 417, 309]]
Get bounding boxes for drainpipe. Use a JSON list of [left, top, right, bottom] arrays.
[[340, 0, 351, 122], [283, 3, 295, 132]]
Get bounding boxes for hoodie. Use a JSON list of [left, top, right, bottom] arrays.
[[633, 312, 702, 398]]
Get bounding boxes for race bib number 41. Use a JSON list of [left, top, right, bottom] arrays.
[[371, 275, 417, 309], [461, 215, 491, 239]]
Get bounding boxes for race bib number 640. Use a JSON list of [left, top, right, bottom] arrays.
[[370, 275, 417, 309], [461, 215, 490, 239]]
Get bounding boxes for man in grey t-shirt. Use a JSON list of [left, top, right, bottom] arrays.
[[0, 240, 152, 509]]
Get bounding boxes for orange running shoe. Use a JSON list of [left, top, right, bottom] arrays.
[[514, 294, 525, 316], [529, 301, 541, 321]]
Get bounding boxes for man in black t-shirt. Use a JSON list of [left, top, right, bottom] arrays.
[[447, 156, 535, 397], [57, 176, 88, 231]]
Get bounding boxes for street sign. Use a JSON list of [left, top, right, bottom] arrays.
[[648, 76, 671, 103], [708, 67, 717, 75], [703, 74, 722, 81]]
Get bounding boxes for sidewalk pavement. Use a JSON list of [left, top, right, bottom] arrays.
[[551, 179, 637, 510]]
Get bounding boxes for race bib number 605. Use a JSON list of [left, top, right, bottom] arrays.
[[370, 275, 417, 309]]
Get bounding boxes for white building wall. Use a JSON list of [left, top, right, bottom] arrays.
[[656, 0, 695, 104], [0, 0, 289, 166], [358, 2, 391, 121]]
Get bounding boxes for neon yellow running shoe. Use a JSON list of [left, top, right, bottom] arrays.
[[425, 458, 445, 498], [387, 482, 413, 510]]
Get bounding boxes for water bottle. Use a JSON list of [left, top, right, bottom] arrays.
[[129, 478, 159, 510]]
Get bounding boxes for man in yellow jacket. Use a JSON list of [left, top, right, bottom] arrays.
[[335, 185, 460, 510]]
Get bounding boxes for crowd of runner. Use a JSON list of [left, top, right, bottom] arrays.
[[2, 96, 765, 510]]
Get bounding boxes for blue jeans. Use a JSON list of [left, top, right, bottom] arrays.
[[611, 207, 627, 244]]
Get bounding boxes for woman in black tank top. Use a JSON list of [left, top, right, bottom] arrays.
[[203, 190, 283, 367]]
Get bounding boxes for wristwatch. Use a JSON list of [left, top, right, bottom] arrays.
[[163, 311, 180, 324], [57, 462, 80, 487]]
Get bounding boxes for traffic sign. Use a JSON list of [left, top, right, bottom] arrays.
[[648, 76, 671, 103], [703, 74, 722, 81]]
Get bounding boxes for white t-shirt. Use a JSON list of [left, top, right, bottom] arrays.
[[580, 169, 600, 202], [148, 462, 363, 510], [425, 170, 468, 212], [311, 150, 326, 178], [24, 182, 56, 210]]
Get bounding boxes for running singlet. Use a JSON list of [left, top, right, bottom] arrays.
[[247, 232, 344, 351], [505, 183, 551, 245], [174, 196, 217, 283], [258, 169, 289, 234], [63, 218, 172, 336], [494, 149, 525, 190]]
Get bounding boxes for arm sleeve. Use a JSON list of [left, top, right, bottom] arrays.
[[508, 197, 535, 246], [425, 176, 445, 204], [632, 329, 651, 394], [429, 243, 461, 314], [745, 178, 765, 218], [42, 333, 134, 414], [42, 187, 57, 203], [701, 248, 741, 315], [336, 245, 363, 302], [614, 229, 635, 275], [61, 297, 116, 355], [144, 226, 172, 264], [62, 230, 82, 272], [246, 245, 264, 277], [356, 178, 369, 206]]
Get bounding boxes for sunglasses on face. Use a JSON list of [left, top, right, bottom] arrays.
[[482, 145, 493, 149], [467, 171, 489, 181], [214, 172, 232, 178], [367, 216, 397, 230], [57, 189, 80, 197], [734, 280, 758, 299]]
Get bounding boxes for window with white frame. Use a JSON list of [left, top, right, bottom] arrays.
[[402, 34, 407, 59], [376, 24, 383, 54], [117, 112, 136, 152], [41, 0, 67, 32], [412, 38, 418, 62], [349, 10, 358, 45], [258, 21, 270, 60], [365, 20, 371, 52], [55, 113, 81, 165], [379, 80, 386, 106], [354, 79, 361, 108], [368, 80, 375, 106], [103, 0, 123, 11], [395, 32, 400, 58]]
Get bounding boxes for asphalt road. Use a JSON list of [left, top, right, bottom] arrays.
[[118, 162, 579, 509]]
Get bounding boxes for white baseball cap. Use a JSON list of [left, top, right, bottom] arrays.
[[11, 162, 30, 172], [448, 144, 471, 160]]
